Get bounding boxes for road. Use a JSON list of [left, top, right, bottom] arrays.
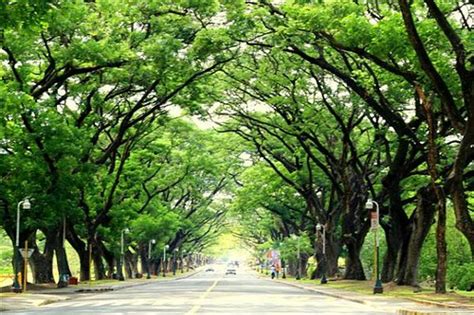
[[2, 266, 450, 314]]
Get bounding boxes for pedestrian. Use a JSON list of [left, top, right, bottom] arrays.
[[270, 265, 276, 279]]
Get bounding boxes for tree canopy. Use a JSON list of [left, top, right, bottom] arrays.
[[1, 0, 472, 293]]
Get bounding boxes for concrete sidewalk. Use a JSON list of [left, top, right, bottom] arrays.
[[0, 269, 202, 312], [271, 278, 473, 315]]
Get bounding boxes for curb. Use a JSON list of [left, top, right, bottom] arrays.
[[404, 297, 474, 310], [271, 278, 473, 313], [271, 279, 368, 306], [396, 309, 472, 315]]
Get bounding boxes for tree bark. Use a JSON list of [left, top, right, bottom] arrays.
[[97, 239, 114, 278], [418, 85, 447, 293], [344, 240, 366, 280], [92, 244, 106, 280], [66, 225, 90, 281], [29, 231, 55, 284], [380, 139, 411, 282], [395, 187, 436, 286]]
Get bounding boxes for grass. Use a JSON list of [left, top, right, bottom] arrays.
[[281, 276, 474, 306]]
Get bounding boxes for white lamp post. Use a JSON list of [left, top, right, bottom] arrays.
[[366, 199, 383, 294], [13, 198, 31, 292]]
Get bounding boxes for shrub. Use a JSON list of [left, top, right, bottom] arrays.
[[447, 262, 474, 291]]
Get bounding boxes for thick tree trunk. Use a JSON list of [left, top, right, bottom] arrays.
[[55, 243, 71, 275], [342, 171, 369, 280], [314, 236, 339, 278], [139, 245, 148, 275], [449, 118, 474, 258], [395, 187, 435, 286], [92, 244, 106, 280], [97, 239, 114, 278], [124, 251, 138, 278], [29, 231, 55, 284], [381, 211, 407, 283], [66, 225, 90, 281], [380, 139, 411, 282], [418, 88, 447, 293], [344, 241, 366, 280], [325, 234, 340, 277]]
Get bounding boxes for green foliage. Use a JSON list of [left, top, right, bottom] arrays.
[[419, 209, 472, 290], [0, 229, 13, 275], [1, 0, 472, 292], [447, 263, 474, 291], [360, 229, 387, 278], [279, 234, 313, 264]]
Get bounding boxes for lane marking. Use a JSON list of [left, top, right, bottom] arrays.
[[185, 278, 221, 315]]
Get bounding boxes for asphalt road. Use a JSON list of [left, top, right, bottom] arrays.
[[2, 266, 425, 314]]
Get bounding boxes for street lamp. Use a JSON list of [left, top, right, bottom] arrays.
[[366, 199, 383, 294], [13, 198, 31, 292], [162, 244, 169, 277], [118, 228, 130, 281], [292, 234, 301, 280], [147, 239, 156, 279], [316, 223, 328, 284]]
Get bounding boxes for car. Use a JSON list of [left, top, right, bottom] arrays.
[[225, 268, 236, 275], [205, 267, 215, 272]]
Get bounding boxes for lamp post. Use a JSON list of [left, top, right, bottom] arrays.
[[292, 234, 301, 280], [118, 228, 130, 281], [366, 199, 383, 294], [147, 239, 156, 279], [162, 245, 169, 277], [13, 198, 31, 292], [316, 223, 328, 284]]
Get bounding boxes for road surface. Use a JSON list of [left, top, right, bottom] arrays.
[[3, 265, 453, 314]]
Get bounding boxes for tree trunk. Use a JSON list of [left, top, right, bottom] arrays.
[[418, 87, 447, 293], [124, 251, 138, 278], [342, 171, 369, 280], [55, 243, 71, 274], [435, 190, 447, 293], [139, 245, 148, 275], [448, 118, 474, 258], [97, 239, 114, 278], [66, 225, 89, 281], [325, 234, 340, 277], [380, 139, 411, 282], [92, 244, 106, 280], [395, 187, 436, 286], [29, 231, 55, 284], [381, 209, 408, 283], [344, 241, 366, 280]]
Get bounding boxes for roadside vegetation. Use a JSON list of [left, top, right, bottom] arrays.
[[1, 0, 472, 299]]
